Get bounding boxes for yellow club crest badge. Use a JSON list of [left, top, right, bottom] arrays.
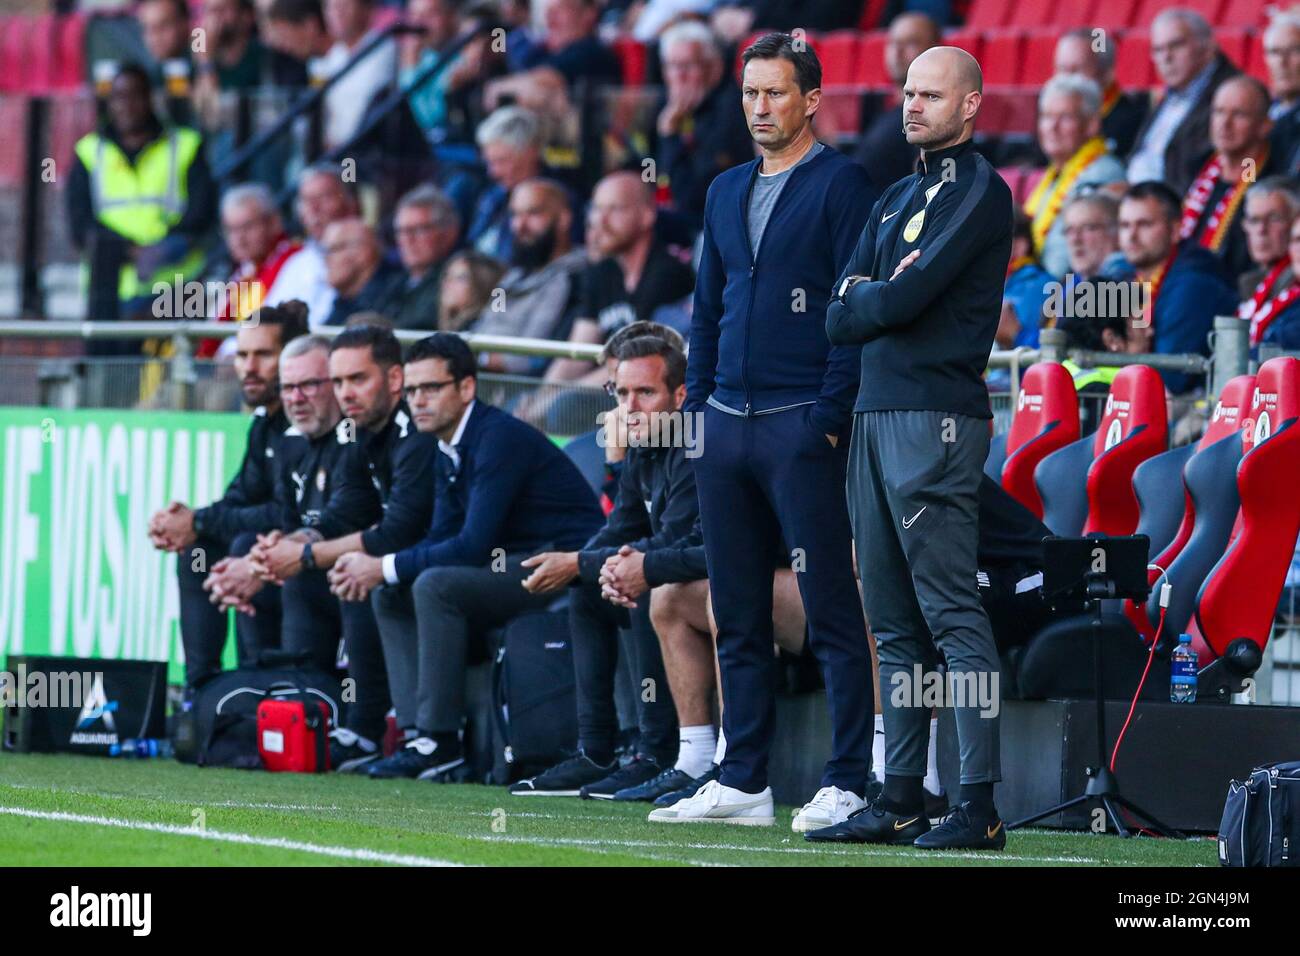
[[902, 209, 925, 243]]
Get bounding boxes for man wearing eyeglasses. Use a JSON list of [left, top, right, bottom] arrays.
[[387, 185, 461, 330], [248, 324, 440, 771], [330, 333, 604, 781], [1126, 8, 1239, 195]]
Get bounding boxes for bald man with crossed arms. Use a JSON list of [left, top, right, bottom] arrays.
[[811, 47, 1014, 851]]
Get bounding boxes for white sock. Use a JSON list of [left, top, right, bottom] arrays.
[[872, 714, 885, 784], [713, 728, 727, 765], [674, 724, 717, 778], [923, 717, 943, 795]]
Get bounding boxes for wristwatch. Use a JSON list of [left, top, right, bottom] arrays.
[[300, 542, 317, 571], [836, 275, 866, 303]]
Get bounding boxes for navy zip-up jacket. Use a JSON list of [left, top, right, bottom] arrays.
[[826, 139, 1013, 420], [685, 144, 878, 437], [390, 402, 604, 584], [192, 404, 291, 544]]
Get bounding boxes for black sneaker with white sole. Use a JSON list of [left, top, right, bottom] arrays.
[[912, 801, 1006, 851], [509, 753, 616, 796], [653, 763, 720, 807], [328, 729, 380, 773], [803, 799, 931, 844], [580, 754, 662, 799], [366, 737, 464, 781], [611, 767, 698, 802]]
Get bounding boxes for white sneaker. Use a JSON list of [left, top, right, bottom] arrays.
[[791, 785, 866, 832], [647, 779, 775, 826]]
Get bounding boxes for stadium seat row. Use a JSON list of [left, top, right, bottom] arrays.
[[730, 27, 1269, 92], [0, 13, 88, 95], [964, 0, 1271, 31]]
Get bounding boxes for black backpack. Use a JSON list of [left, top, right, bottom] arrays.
[[1218, 760, 1300, 866], [173, 667, 343, 769], [491, 608, 578, 780]]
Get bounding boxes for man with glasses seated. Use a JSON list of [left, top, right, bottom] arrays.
[[326, 333, 605, 780]]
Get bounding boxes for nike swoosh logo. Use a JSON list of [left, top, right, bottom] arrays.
[[881, 210, 900, 222], [894, 817, 921, 830], [987, 821, 1003, 839], [901, 506, 926, 529]]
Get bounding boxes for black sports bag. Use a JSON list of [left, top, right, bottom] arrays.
[[491, 609, 578, 777], [1218, 760, 1300, 866]]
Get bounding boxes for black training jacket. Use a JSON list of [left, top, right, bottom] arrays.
[[192, 405, 291, 543], [576, 443, 700, 588], [277, 419, 382, 538], [348, 401, 440, 555], [826, 139, 1013, 420]]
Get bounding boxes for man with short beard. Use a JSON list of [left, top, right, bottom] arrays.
[[471, 178, 587, 375], [149, 301, 309, 689], [253, 324, 440, 771], [545, 171, 695, 385], [820, 46, 1013, 850]]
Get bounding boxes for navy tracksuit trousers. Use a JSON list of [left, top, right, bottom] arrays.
[[693, 402, 874, 796]]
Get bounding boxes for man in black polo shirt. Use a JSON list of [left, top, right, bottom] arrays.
[[149, 301, 308, 688], [819, 47, 1012, 850]]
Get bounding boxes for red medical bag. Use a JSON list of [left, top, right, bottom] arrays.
[[257, 698, 331, 772]]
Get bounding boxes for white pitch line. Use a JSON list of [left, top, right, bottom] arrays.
[[0, 806, 463, 867]]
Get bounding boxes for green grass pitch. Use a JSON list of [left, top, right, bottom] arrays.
[[0, 754, 1216, 867]]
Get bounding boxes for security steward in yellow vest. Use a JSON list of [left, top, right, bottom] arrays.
[[67, 64, 216, 355]]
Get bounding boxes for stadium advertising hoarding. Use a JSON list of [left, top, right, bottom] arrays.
[[0, 406, 247, 683]]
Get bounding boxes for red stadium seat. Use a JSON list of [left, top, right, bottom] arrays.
[[1245, 32, 1268, 85], [1021, 31, 1058, 86], [1217, 29, 1249, 72], [55, 12, 89, 90], [611, 36, 647, 86], [855, 31, 889, 88], [1133, 0, 1223, 29], [28, 14, 59, 95], [1114, 31, 1156, 88], [1192, 358, 1300, 662], [1123, 374, 1257, 641], [1046, 1, 1097, 29], [979, 31, 1023, 86], [1082, 364, 1168, 536], [818, 31, 859, 89], [978, 91, 1037, 136], [1219, 0, 1269, 29], [942, 29, 984, 65], [1000, 363, 1081, 518], [965, 0, 1011, 30], [0, 16, 26, 93], [1090, 0, 1138, 30]]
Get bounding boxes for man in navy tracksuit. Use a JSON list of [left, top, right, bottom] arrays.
[[812, 47, 1013, 851], [651, 33, 879, 828]]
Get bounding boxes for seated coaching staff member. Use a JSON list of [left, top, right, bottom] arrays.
[[511, 333, 700, 799], [149, 301, 308, 688], [256, 324, 440, 772], [664, 32, 879, 827], [818, 47, 1013, 851], [330, 334, 605, 781]]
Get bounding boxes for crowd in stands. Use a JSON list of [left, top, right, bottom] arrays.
[[49, 0, 1300, 808]]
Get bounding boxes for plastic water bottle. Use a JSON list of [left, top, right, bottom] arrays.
[[108, 738, 174, 759], [1171, 633, 1198, 703]]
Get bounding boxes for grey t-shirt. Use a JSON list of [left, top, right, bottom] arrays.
[[746, 141, 824, 256]]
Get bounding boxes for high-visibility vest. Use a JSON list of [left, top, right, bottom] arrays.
[[1062, 358, 1121, 391], [73, 126, 206, 301]]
